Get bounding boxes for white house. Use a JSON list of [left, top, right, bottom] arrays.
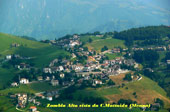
[[46, 76, 50, 81], [72, 53, 77, 58], [72, 65, 84, 72], [94, 80, 102, 85], [43, 68, 52, 74], [167, 60, 170, 64], [69, 41, 79, 47], [51, 79, 59, 86], [60, 73, 65, 78], [37, 76, 43, 81], [73, 34, 79, 39], [57, 66, 64, 71], [6, 55, 12, 60], [20, 78, 29, 84], [134, 63, 139, 68], [47, 96, 53, 101], [11, 82, 18, 87]]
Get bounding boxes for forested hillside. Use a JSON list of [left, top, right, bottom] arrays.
[[114, 26, 170, 46]]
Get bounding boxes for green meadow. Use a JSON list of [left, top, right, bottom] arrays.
[[81, 36, 126, 52], [105, 53, 122, 60], [0, 33, 70, 68]]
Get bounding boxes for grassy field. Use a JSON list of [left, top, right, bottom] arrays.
[[108, 75, 170, 108], [80, 35, 102, 43], [0, 96, 38, 112], [0, 33, 46, 55], [0, 82, 60, 95], [84, 37, 126, 52], [96, 87, 121, 96], [0, 33, 70, 68], [1, 76, 169, 111], [71, 87, 121, 102], [0, 96, 17, 112], [0, 67, 17, 89], [15, 46, 69, 68], [109, 73, 127, 85], [105, 53, 122, 60], [0, 84, 37, 95], [30, 82, 60, 92], [158, 51, 166, 62]]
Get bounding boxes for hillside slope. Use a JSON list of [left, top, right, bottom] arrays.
[[109, 75, 170, 108], [0, 33, 69, 67], [0, 33, 69, 89], [80, 35, 126, 52]]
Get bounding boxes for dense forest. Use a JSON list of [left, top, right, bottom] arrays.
[[133, 50, 160, 68], [114, 26, 170, 46]]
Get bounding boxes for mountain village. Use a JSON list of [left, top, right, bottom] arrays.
[[1, 34, 169, 112]]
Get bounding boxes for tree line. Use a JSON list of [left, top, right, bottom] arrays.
[[113, 26, 170, 46]]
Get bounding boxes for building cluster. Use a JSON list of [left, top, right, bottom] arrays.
[[11, 77, 30, 87], [5, 54, 31, 60], [56, 34, 81, 48], [11, 43, 20, 48], [132, 46, 168, 51], [17, 93, 27, 108], [4, 34, 169, 112], [39, 35, 139, 87]]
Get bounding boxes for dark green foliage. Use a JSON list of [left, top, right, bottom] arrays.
[[123, 73, 132, 81], [12, 70, 37, 82], [120, 64, 135, 70], [122, 83, 125, 88], [132, 92, 136, 96], [2, 63, 12, 69], [89, 38, 93, 43], [83, 47, 88, 51], [133, 50, 159, 64], [59, 85, 77, 100], [101, 46, 108, 52], [164, 52, 170, 69], [143, 69, 162, 82], [83, 96, 104, 105], [102, 34, 108, 39], [0, 107, 4, 112], [114, 26, 170, 46], [165, 52, 170, 60], [107, 79, 115, 86], [155, 98, 164, 108], [76, 55, 87, 64], [8, 59, 22, 66], [20, 36, 37, 41], [59, 85, 105, 105], [41, 40, 50, 43], [139, 39, 165, 46], [79, 80, 92, 89], [58, 34, 71, 40], [93, 31, 101, 35]]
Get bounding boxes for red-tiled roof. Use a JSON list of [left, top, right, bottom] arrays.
[[30, 106, 37, 109]]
